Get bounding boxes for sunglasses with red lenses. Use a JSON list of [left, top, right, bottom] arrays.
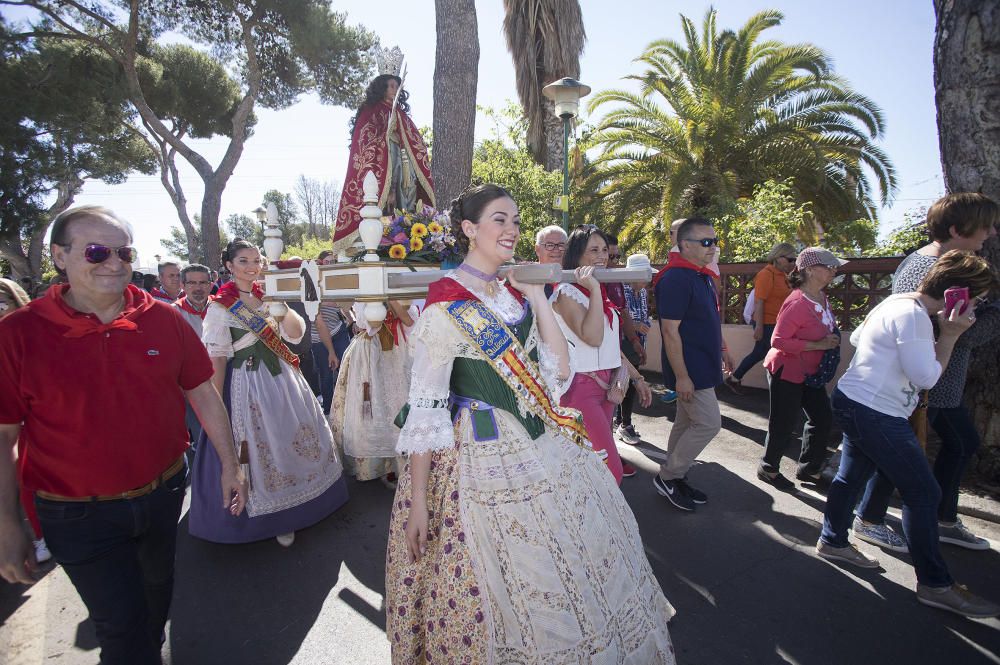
[[81, 244, 138, 264]]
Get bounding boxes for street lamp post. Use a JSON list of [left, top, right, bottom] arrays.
[[542, 77, 591, 231], [253, 206, 267, 238]]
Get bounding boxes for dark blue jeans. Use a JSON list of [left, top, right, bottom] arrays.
[[821, 390, 951, 587], [34, 463, 188, 664], [733, 323, 775, 380], [311, 326, 351, 415], [858, 405, 981, 524]]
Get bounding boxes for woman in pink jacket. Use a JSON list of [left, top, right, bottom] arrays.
[[757, 248, 846, 490]]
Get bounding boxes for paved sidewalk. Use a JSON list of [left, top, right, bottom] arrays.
[[2, 384, 999, 664]]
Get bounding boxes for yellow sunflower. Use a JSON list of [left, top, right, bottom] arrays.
[[410, 222, 429, 238], [427, 221, 444, 234], [388, 244, 407, 259], [410, 237, 424, 252]]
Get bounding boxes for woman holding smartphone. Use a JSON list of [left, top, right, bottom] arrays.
[[817, 250, 999, 619]]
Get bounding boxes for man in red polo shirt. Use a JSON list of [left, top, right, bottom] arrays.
[[0, 205, 247, 665]]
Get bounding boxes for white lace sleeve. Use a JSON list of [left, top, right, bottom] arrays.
[[524, 316, 571, 399], [536, 337, 572, 400], [201, 303, 234, 359], [554, 283, 590, 308], [396, 334, 456, 455]]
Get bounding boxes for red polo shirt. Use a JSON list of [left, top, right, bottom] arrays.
[[0, 284, 214, 496]]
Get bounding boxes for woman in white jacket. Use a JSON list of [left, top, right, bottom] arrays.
[[817, 250, 998, 619]]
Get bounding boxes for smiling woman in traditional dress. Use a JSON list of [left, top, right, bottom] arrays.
[[384, 184, 676, 664], [188, 239, 348, 548]]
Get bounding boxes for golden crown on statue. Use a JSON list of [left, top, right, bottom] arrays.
[[375, 45, 404, 77]]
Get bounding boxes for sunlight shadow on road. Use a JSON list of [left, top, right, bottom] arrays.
[[338, 587, 385, 630]]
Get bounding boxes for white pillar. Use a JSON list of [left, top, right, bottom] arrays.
[[357, 171, 383, 262], [261, 202, 287, 319]]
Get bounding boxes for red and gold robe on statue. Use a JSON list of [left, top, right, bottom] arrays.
[[333, 100, 434, 252]]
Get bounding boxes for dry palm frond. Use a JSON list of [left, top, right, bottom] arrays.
[[502, 0, 586, 166]]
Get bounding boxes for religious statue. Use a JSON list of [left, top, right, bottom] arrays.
[[332, 46, 434, 253]]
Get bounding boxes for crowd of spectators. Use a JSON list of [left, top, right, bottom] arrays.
[[1, 190, 999, 664]]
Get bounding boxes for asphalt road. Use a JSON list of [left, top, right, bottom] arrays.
[[3, 385, 999, 665]]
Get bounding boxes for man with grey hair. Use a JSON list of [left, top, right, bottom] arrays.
[[151, 261, 183, 303], [0, 205, 246, 664], [534, 224, 568, 265], [535, 225, 567, 297]]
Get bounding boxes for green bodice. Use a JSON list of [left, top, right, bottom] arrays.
[[229, 327, 282, 376], [395, 308, 546, 441]]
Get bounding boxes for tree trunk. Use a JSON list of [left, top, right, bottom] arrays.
[[934, 0, 1000, 478], [432, 0, 479, 209], [147, 127, 200, 263], [0, 176, 80, 284], [200, 181, 226, 269], [0, 239, 30, 281]]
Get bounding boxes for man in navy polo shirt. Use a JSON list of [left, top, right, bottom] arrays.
[[653, 217, 732, 511]]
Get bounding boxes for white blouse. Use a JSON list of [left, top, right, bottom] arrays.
[[551, 283, 622, 373], [202, 301, 304, 358]]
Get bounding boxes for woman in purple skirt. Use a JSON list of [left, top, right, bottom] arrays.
[[188, 239, 348, 547]]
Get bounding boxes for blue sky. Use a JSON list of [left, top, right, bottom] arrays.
[[5, 1, 944, 267]]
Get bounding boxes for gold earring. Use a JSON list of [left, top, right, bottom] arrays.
[[469, 236, 477, 251]]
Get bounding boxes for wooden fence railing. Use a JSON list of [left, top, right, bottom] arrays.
[[719, 258, 904, 330], [652, 257, 905, 331]]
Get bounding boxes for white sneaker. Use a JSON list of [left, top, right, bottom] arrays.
[[33, 539, 52, 563], [276, 532, 295, 547]]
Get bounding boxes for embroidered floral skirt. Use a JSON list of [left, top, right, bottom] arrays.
[[189, 362, 348, 543], [385, 410, 676, 664], [343, 454, 399, 483], [331, 333, 409, 482]]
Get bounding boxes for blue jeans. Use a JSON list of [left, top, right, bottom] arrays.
[[858, 405, 981, 525], [821, 390, 951, 587], [35, 462, 188, 664], [311, 326, 351, 415], [733, 323, 774, 380]]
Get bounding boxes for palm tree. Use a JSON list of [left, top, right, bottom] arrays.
[[584, 8, 897, 252], [502, 0, 586, 171]]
